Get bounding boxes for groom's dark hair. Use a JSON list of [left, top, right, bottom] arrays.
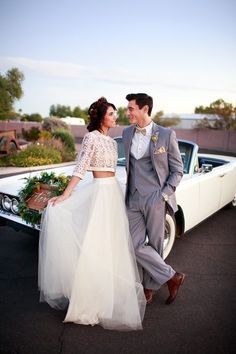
[[126, 93, 153, 116]]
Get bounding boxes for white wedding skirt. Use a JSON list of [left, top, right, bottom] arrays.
[[38, 176, 146, 331]]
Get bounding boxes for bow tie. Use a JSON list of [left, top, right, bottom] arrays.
[[135, 127, 146, 135]]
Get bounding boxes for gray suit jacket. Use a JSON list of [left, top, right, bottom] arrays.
[[122, 123, 183, 213]]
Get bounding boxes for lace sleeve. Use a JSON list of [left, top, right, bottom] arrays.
[[72, 133, 95, 179]]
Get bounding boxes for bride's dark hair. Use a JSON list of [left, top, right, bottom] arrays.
[[87, 97, 117, 132]]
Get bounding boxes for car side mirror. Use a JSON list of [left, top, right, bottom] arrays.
[[202, 163, 213, 173]]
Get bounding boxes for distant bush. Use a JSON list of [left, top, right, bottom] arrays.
[[22, 127, 41, 141], [40, 136, 76, 162], [52, 129, 75, 152], [38, 130, 52, 141], [51, 129, 76, 161], [0, 144, 62, 167], [21, 113, 43, 122], [42, 117, 69, 132]]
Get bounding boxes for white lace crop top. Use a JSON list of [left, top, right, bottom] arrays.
[[72, 130, 118, 179]]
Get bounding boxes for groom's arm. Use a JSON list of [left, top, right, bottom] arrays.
[[161, 130, 183, 197]]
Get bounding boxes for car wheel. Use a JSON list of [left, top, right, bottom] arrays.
[[163, 213, 176, 260]]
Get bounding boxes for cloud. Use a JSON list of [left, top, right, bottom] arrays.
[[0, 56, 148, 85], [0, 56, 235, 94], [0, 56, 88, 78]]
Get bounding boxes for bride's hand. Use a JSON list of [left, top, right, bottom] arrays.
[[48, 194, 68, 206]]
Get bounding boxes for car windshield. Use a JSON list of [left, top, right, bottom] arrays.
[[178, 141, 193, 174], [116, 137, 126, 166]]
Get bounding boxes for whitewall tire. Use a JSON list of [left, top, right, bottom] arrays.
[[163, 213, 176, 260], [231, 194, 236, 207]]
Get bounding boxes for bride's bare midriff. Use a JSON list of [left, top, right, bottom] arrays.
[[93, 171, 115, 178]]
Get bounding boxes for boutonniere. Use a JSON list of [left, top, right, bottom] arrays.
[[151, 132, 159, 146]]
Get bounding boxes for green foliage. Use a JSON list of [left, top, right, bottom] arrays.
[[39, 135, 76, 162], [117, 107, 129, 125], [52, 129, 76, 152], [0, 144, 62, 167], [42, 117, 69, 132], [153, 111, 181, 127], [49, 104, 89, 123], [22, 113, 43, 122], [49, 104, 72, 117], [194, 118, 215, 129], [51, 129, 76, 161], [22, 127, 41, 141], [0, 67, 24, 114], [195, 99, 236, 130], [72, 105, 89, 123], [18, 172, 71, 227], [39, 130, 52, 140], [0, 112, 19, 120]]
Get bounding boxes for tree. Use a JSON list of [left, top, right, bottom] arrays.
[[24, 113, 43, 122], [49, 104, 72, 118], [73, 106, 88, 123], [195, 117, 214, 129], [153, 111, 181, 127], [0, 68, 24, 114], [195, 99, 236, 130], [117, 107, 129, 125]]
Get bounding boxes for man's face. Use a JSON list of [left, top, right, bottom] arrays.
[[126, 100, 146, 125]]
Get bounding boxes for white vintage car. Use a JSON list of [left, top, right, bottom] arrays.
[[0, 138, 236, 259]]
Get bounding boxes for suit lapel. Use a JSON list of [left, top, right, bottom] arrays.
[[150, 123, 160, 178], [149, 123, 159, 156]]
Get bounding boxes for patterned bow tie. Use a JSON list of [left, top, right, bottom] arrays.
[[135, 127, 146, 135]]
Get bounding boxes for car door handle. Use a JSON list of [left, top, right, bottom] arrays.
[[219, 174, 226, 178]]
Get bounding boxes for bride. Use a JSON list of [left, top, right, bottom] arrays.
[[38, 97, 146, 331]]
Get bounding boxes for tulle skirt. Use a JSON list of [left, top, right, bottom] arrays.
[[38, 176, 146, 331]]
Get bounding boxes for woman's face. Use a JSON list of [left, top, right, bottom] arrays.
[[101, 106, 117, 129]]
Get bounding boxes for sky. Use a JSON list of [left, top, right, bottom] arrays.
[[0, 0, 235, 117]]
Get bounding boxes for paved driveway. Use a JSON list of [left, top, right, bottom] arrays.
[[0, 206, 236, 354]]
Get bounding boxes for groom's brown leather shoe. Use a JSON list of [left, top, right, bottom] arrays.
[[165, 272, 185, 305], [144, 288, 154, 304]]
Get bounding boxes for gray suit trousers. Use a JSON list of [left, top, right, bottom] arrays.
[[127, 190, 175, 290]]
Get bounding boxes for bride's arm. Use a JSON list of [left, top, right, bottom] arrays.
[[49, 175, 81, 206], [49, 133, 95, 206]]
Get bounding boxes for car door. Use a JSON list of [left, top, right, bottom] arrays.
[[218, 163, 236, 208], [198, 168, 222, 221]]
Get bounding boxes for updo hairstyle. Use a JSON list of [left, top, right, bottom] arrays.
[[87, 97, 116, 132]]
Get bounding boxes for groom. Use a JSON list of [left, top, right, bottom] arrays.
[[122, 93, 185, 305]]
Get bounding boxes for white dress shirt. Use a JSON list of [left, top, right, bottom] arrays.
[[131, 121, 153, 160]]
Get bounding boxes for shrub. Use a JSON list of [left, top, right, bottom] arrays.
[[38, 130, 52, 141], [0, 144, 62, 167], [22, 127, 41, 141], [60, 149, 76, 162], [42, 117, 69, 132], [39, 136, 76, 162], [52, 129, 76, 152], [25, 113, 43, 122]]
